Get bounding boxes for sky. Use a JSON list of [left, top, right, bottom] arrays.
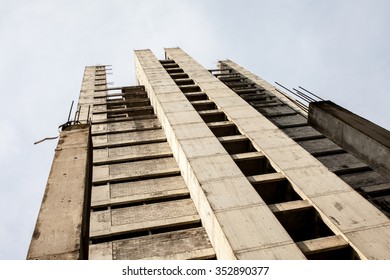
[[0, 0, 389, 259]]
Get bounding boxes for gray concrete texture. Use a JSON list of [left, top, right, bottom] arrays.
[[309, 101, 390, 180], [27, 125, 91, 260], [29, 48, 390, 260]]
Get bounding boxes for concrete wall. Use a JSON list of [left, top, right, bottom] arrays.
[[27, 125, 91, 259], [134, 49, 308, 259], [308, 101, 390, 181]]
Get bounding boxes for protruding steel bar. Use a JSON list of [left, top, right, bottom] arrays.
[[76, 106, 81, 123], [67, 101, 74, 122], [275, 82, 311, 104], [274, 88, 308, 113], [87, 105, 91, 124], [293, 88, 316, 102], [299, 86, 325, 101]]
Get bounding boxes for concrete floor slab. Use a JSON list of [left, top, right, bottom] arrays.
[[282, 126, 323, 140], [235, 243, 306, 260], [179, 136, 226, 159], [232, 117, 276, 133], [165, 110, 204, 125], [215, 205, 295, 252], [310, 191, 390, 233], [249, 129, 298, 150], [270, 114, 307, 127], [222, 105, 262, 120], [211, 96, 250, 108], [284, 166, 352, 198], [201, 177, 265, 211], [263, 145, 323, 172], [189, 154, 243, 184], [159, 100, 194, 113], [345, 225, 390, 259]]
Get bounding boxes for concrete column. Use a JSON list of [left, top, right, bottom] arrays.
[[27, 125, 91, 259]]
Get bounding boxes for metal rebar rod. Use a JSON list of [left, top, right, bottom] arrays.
[[275, 82, 311, 104], [76, 106, 81, 122], [298, 86, 324, 101], [293, 88, 316, 102], [87, 105, 91, 124], [291, 90, 313, 104], [67, 101, 74, 122], [274, 88, 308, 112], [73, 108, 78, 124]]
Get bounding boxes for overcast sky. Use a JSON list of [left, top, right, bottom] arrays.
[[1, 0, 389, 259]]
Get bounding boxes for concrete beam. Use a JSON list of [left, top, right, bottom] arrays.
[[308, 101, 390, 180]]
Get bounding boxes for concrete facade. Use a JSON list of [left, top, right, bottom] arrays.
[[27, 125, 91, 260], [308, 101, 390, 180], [29, 48, 390, 260]]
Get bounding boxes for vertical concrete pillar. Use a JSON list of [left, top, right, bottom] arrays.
[[27, 125, 91, 259]]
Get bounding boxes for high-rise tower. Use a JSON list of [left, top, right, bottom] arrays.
[[28, 48, 390, 260]]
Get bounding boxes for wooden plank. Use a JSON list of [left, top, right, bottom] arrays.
[[231, 151, 265, 161], [218, 135, 248, 143], [207, 120, 234, 128], [296, 235, 349, 255], [190, 100, 214, 105], [198, 109, 221, 115], [247, 172, 285, 184], [269, 200, 312, 213]]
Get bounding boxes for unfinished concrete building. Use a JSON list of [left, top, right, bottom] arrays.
[[28, 48, 390, 260]]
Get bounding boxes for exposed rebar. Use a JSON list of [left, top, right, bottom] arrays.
[[298, 86, 325, 101]]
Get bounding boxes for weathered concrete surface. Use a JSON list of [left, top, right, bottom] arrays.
[[91, 118, 161, 135], [90, 199, 200, 238], [92, 129, 166, 148], [27, 125, 91, 260], [90, 227, 215, 260], [92, 157, 180, 184], [78, 66, 105, 123], [297, 138, 344, 155], [135, 48, 306, 260], [93, 141, 172, 164], [316, 153, 368, 173], [281, 126, 322, 141], [308, 101, 390, 180], [91, 176, 189, 207], [88, 84, 215, 260], [177, 51, 390, 259]]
